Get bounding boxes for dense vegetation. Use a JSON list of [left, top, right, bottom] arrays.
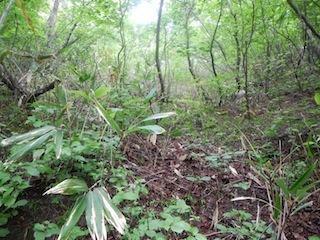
[[0, 0, 319, 239]]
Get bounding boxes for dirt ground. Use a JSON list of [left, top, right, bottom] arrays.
[[120, 134, 320, 239]]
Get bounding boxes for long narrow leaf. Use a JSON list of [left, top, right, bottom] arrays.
[[1, 126, 55, 146], [4, 130, 55, 164], [58, 195, 87, 240], [123, 125, 166, 137], [70, 90, 91, 102], [138, 125, 166, 134], [141, 112, 176, 122], [94, 86, 111, 99], [54, 129, 63, 159], [275, 178, 290, 199], [289, 161, 318, 194], [86, 190, 107, 240], [95, 187, 126, 235], [43, 179, 88, 195], [94, 101, 121, 135]]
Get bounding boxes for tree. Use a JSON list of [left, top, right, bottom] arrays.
[[155, 0, 166, 101]]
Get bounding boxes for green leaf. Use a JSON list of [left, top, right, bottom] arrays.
[[309, 236, 320, 240], [314, 93, 320, 105], [24, 166, 40, 177], [138, 125, 166, 134], [289, 161, 317, 194], [275, 178, 290, 199], [43, 179, 88, 195], [55, 85, 67, 106], [54, 129, 63, 159], [70, 90, 91, 102], [95, 187, 126, 235], [58, 195, 86, 240], [94, 101, 121, 135], [171, 220, 191, 233], [232, 182, 250, 190], [0, 228, 9, 237], [273, 191, 282, 220], [94, 87, 111, 99], [5, 130, 55, 163], [0, 172, 10, 185], [86, 190, 107, 240], [141, 112, 176, 122], [12, 199, 28, 208], [144, 87, 157, 103], [1, 126, 55, 146]]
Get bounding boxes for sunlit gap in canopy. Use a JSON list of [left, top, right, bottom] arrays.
[[129, 0, 163, 25]]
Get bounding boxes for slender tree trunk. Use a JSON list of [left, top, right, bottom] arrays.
[[242, 0, 255, 119], [228, 0, 241, 91], [117, 0, 129, 88], [46, 0, 61, 45], [0, 0, 16, 27], [155, 0, 165, 101], [287, 0, 320, 40]]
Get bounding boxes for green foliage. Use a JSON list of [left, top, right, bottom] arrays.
[[216, 209, 274, 240], [125, 199, 206, 240], [0, 165, 29, 237], [44, 180, 126, 240], [33, 221, 60, 240]]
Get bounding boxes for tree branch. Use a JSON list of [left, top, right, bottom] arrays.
[[287, 0, 320, 40]]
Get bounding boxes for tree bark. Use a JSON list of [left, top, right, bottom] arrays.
[[287, 0, 320, 40], [46, 0, 61, 44], [0, 0, 16, 27], [155, 0, 165, 101]]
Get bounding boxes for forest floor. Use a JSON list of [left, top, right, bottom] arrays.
[[3, 89, 320, 240]]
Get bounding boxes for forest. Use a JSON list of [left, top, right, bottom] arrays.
[[0, 0, 319, 239]]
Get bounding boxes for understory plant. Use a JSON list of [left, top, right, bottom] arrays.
[[238, 134, 320, 240], [216, 209, 274, 240], [0, 84, 177, 239]]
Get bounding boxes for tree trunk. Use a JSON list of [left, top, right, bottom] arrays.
[[46, 0, 61, 44], [287, 0, 320, 40], [0, 0, 16, 27], [155, 0, 166, 101]]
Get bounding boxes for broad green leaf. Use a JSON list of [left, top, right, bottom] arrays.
[[289, 161, 317, 194], [95, 187, 126, 235], [24, 166, 40, 177], [86, 190, 107, 240], [0, 228, 9, 237], [94, 101, 121, 135], [43, 179, 88, 195], [94, 87, 111, 99], [141, 112, 177, 122], [144, 87, 157, 103], [5, 130, 55, 163], [54, 129, 63, 159], [314, 93, 320, 105], [171, 220, 191, 233], [58, 195, 86, 240], [0, 172, 10, 185], [275, 178, 290, 199], [70, 90, 91, 102], [1, 126, 55, 146], [138, 125, 166, 134], [3, 195, 16, 207], [12, 199, 28, 208]]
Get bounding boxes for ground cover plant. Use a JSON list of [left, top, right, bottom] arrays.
[[1, 0, 320, 239]]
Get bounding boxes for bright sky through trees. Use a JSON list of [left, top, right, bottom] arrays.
[[129, 0, 159, 25]]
